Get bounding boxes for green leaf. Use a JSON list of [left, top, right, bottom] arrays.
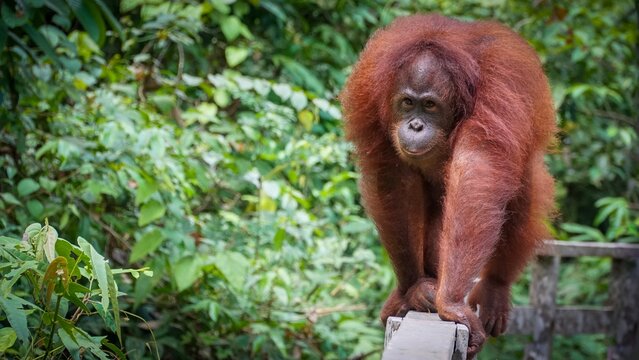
[[65, 284, 91, 313], [560, 223, 606, 242], [0, 295, 29, 344], [213, 251, 249, 290], [290, 92, 308, 111], [269, 331, 287, 356], [273, 228, 286, 250], [133, 267, 157, 308], [43, 224, 58, 263], [17, 178, 40, 197], [101, 339, 127, 360], [134, 178, 158, 206], [45, 0, 72, 17], [261, 1, 286, 21], [25, 0, 46, 6], [0, 328, 17, 352], [173, 255, 201, 292], [138, 200, 166, 226], [22, 24, 62, 66], [274, 56, 324, 94], [58, 327, 110, 360], [35, 140, 57, 159], [39, 176, 58, 192], [67, 0, 106, 45], [148, 94, 175, 114], [26, 199, 44, 218], [77, 237, 110, 313], [129, 228, 166, 262], [213, 89, 231, 107], [120, 0, 144, 12], [1, 260, 39, 295], [25, 222, 42, 239], [298, 110, 314, 131], [106, 265, 121, 343], [272, 83, 292, 101], [342, 218, 373, 234], [57, 327, 81, 360], [225, 46, 250, 67], [0, 236, 20, 249], [1, 193, 21, 206], [93, 0, 123, 38], [219, 16, 250, 42], [1, 4, 28, 28], [0, 23, 7, 50]]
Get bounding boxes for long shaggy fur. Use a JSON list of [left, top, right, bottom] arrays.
[[340, 14, 556, 356]]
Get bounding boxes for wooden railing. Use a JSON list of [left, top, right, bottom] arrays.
[[382, 240, 639, 360], [509, 240, 639, 360]]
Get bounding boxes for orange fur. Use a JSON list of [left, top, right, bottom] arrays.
[[340, 14, 556, 356]]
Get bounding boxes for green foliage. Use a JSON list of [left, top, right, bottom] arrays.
[[0, 221, 150, 359], [0, 0, 637, 358]]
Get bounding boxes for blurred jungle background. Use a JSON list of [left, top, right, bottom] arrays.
[[0, 0, 637, 359]]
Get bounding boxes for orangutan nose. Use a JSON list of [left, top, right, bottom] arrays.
[[408, 119, 424, 132]]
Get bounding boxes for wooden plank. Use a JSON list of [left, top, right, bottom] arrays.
[[508, 306, 612, 335], [385, 316, 403, 348], [452, 323, 469, 360], [524, 256, 560, 360], [607, 259, 639, 359], [383, 312, 465, 360], [538, 240, 639, 258]]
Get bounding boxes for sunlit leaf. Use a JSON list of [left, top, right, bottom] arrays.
[[213, 251, 249, 290], [0, 328, 17, 352], [173, 255, 201, 292], [290, 92, 308, 111], [42, 223, 58, 263], [298, 110, 314, 131], [225, 46, 250, 67], [272, 83, 292, 101], [135, 178, 158, 206], [67, 0, 106, 45], [219, 16, 252, 41]]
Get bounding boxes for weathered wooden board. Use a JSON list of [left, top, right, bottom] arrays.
[[383, 312, 469, 360], [524, 256, 560, 359], [508, 306, 613, 335], [538, 240, 639, 258], [608, 258, 639, 359]]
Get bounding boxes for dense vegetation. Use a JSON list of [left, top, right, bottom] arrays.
[[1, 0, 637, 359]]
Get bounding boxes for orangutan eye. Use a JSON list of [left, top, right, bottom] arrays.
[[401, 97, 414, 106], [424, 100, 436, 109]]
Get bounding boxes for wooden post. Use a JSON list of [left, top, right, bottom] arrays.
[[524, 256, 560, 360], [607, 258, 639, 359]]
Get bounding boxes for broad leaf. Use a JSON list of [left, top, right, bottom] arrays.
[[17, 178, 40, 197], [138, 200, 166, 226], [77, 237, 110, 312], [0, 295, 29, 344], [129, 228, 166, 262]]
